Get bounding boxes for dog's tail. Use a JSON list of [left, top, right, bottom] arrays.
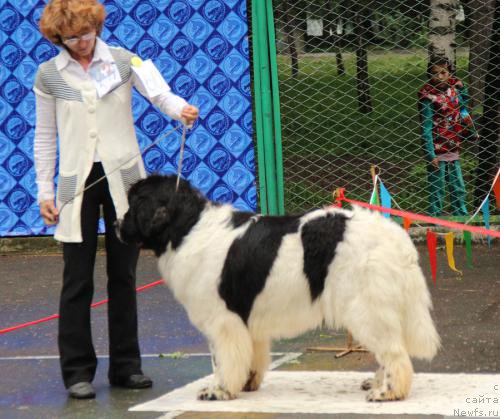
[[403, 263, 441, 360]]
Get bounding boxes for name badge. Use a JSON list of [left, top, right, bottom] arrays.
[[89, 61, 122, 98], [131, 58, 170, 98]]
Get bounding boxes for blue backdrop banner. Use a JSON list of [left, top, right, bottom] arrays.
[[0, 0, 255, 237]]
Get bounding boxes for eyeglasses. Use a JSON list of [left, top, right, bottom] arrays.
[[62, 32, 96, 47]]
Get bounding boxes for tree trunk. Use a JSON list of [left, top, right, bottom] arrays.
[[355, 7, 372, 113], [282, 0, 299, 78], [428, 0, 459, 68], [336, 50, 345, 76], [474, 0, 499, 206], [467, 0, 495, 109]]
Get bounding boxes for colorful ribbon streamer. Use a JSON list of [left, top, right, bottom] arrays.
[[481, 196, 491, 247], [444, 232, 463, 277], [463, 231, 473, 268], [491, 168, 500, 210], [426, 229, 437, 284], [379, 181, 391, 218], [403, 217, 412, 231]]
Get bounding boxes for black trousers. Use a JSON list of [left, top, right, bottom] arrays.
[[59, 163, 142, 387]]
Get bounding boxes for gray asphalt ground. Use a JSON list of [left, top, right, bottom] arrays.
[[0, 241, 499, 419]]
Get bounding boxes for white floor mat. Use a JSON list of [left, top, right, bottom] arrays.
[[130, 371, 500, 417]]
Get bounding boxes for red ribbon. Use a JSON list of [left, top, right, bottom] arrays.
[[334, 188, 500, 238], [0, 279, 165, 335], [426, 230, 438, 284]]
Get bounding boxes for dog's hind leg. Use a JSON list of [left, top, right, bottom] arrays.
[[243, 338, 271, 392], [360, 366, 383, 391], [198, 316, 253, 401], [340, 301, 413, 400], [366, 349, 413, 401]]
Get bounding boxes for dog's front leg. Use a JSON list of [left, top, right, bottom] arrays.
[[198, 317, 253, 401], [243, 338, 270, 392]]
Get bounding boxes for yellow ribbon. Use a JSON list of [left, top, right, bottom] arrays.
[[444, 232, 463, 277]]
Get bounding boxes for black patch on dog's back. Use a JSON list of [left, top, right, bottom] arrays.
[[219, 215, 300, 323], [231, 211, 255, 228], [301, 213, 347, 300]]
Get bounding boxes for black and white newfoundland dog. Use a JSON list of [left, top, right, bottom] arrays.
[[117, 175, 440, 402]]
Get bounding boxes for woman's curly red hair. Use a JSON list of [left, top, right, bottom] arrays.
[[39, 0, 106, 46]]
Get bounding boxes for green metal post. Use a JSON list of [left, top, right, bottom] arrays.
[[252, 1, 268, 214], [251, 0, 282, 215], [265, 0, 285, 215]]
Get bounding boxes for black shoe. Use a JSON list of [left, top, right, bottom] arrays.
[[68, 382, 96, 399], [110, 374, 153, 389]]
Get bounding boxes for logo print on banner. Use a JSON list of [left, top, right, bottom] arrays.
[[222, 128, 246, 156], [31, 40, 56, 64], [12, 23, 39, 53], [221, 14, 245, 45], [14, 60, 37, 87], [144, 147, 166, 172], [189, 129, 214, 157], [105, 3, 124, 28], [187, 52, 214, 82], [244, 147, 255, 171], [190, 165, 216, 191], [140, 111, 165, 137], [137, 36, 160, 60], [239, 74, 251, 97], [237, 1, 247, 20], [202, 0, 226, 24], [238, 37, 249, 58], [0, 170, 16, 195], [0, 6, 21, 34], [170, 36, 194, 63], [6, 151, 31, 178], [1, 42, 25, 70], [204, 35, 228, 62], [245, 185, 257, 208], [184, 15, 212, 46], [3, 115, 28, 141], [242, 110, 253, 134], [211, 184, 233, 203], [208, 72, 230, 98], [222, 52, 245, 81], [208, 147, 231, 173], [168, 1, 192, 25], [225, 163, 251, 194], [132, 2, 158, 27], [7, 188, 32, 214], [27, 6, 44, 28], [173, 72, 196, 98], [1, 78, 27, 105], [176, 149, 198, 175], [207, 111, 229, 137]]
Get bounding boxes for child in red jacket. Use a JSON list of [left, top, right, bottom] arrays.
[[418, 58, 477, 216]]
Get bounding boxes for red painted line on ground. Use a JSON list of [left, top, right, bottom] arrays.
[[0, 279, 165, 335]]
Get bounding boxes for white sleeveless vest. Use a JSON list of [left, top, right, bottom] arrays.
[[34, 47, 146, 242]]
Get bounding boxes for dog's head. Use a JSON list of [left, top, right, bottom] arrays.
[[117, 175, 206, 255]]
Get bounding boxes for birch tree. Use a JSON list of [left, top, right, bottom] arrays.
[[428, 0, 460, 67]]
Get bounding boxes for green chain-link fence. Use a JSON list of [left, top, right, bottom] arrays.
[[252, 0, 499, 218]]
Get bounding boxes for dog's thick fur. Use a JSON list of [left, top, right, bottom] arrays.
[[118, 175, 440, 402]]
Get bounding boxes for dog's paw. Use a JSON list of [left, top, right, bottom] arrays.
[[360, 378, 373, 391], [197, 386, 235, 401], [242, 370, 261, 392], [366, 388, 402, 402]]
